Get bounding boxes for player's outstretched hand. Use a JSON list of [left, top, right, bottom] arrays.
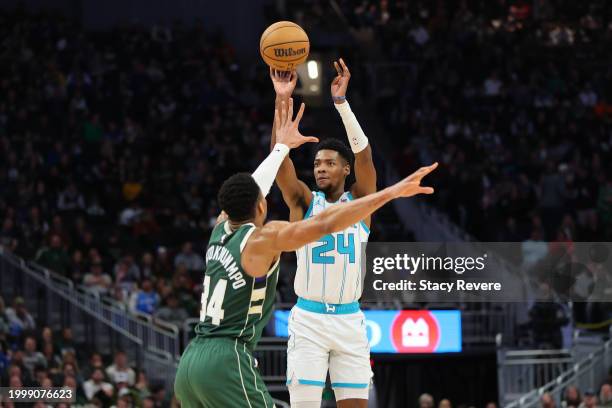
[[331, 57, 350, 101], [390, 162, 438, 198], [270, 68, 298, 98], [275, 98, 319, 149]]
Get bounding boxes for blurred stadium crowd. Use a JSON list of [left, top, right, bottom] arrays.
[[1, 0, 612, 406], [328, 0, 612, 243], [414, 384, 612, 408], [0, 296, 171, 407]]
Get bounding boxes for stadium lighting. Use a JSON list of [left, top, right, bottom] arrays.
[[307, 60, 319, 79]]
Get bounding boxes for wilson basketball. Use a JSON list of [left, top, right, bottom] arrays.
[[260, 21, 310, 71]]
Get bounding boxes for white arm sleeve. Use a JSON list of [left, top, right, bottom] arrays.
[[334, 100, 369, 153], [252, 143, 290, 197]]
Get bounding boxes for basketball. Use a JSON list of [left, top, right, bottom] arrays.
[[260, 21, 309, 71]]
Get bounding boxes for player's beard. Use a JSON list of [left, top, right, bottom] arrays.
[[316, 178, 341, 195]]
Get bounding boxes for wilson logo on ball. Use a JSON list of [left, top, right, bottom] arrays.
[[273, 47, 306, 58]]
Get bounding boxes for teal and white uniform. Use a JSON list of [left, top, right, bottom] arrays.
[[287, 191, 373, 403]]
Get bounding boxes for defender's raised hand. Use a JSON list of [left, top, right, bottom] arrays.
[[275, 98, 318, 148], [390, 162, 438, 198], [331, 58, 351, 102], [270, 68, 298, 98]]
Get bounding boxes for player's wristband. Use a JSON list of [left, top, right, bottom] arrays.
[[332, 95, 347, 103], [334, 100, 369, 153], [252, 143, 290, 197]]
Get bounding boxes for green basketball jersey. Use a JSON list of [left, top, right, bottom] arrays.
[[194, 220, 279, 350]]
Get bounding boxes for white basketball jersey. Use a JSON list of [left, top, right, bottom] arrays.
[[294, 191, 370, 304]]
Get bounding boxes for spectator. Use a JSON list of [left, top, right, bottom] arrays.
[[41, 342, 62, 374], [39, 326, 53, 347], [154, 294, 189, 326], [63, 375, 88, 405], [129, 279, 160, 315], [140, 252, 156, 279], [0, 217, 19, 252], [579, 390, 598, 408], [22, 337, 46, 377], [541, 392, 556, 408], [419, 393, 434, 408], [105, 351, 136, 387], [155, 247, 173, 277], [5, 297, 36, 336], [142, 396, 155, 408], [59, 362, 82, 385], [174, 241, 205, 272], [56, 328, 77, 358], [82, 352, 105, 381], [114, 255, 141, 282], [134, 370, 151, 400], [439, 399, 452, 408], [564, 386, 582, 407], [83, 260, 113, 296], [57, 182, 86, 212], [600, 384, 612, 407], [35, 235, 71, 276], [70, 250, 86, 282], [83, 368, 114, 402]]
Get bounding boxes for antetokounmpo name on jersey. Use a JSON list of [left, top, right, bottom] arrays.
[[205, 245, 247, 289]]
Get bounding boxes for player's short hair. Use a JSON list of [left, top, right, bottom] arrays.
[[218, 173, 261, 222], [315, 138, 354, 168]]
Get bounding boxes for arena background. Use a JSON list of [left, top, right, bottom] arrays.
[[0, 0, 611, 407]]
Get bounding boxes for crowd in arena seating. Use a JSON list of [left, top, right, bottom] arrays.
[[329, 0, 612, 244], [0, 295, 173, 407], [1, 2, 612, 405], [415, 377, 612, 408], [0, 9, 304, 322]]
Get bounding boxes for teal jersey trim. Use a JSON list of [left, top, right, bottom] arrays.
[[331, 382, 369, 389]]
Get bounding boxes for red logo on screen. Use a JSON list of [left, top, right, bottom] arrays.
[[391, 311, 440, 353]]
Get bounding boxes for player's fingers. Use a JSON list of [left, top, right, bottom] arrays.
[[339, 58, 350, 76], [421, 162, 439, 176], [293, 102, 305, 125], [334, 61, 342, 76], [332, 76, 341, 86], [419, 186, 435, 195], [288, 97, 294, 121], [290, 70, 298, 84], [279, 100, 287, 126], [303, 136, 319, 144]]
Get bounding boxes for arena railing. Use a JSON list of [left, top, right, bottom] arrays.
[[0, 248, 180, 389], [25, 259, 181, 360], [499, 330, 612, 407]]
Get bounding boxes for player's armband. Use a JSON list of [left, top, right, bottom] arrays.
[[335, 101, 369, 153], [252, 143, 290, 197]]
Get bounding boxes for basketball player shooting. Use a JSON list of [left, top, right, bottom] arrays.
[[269, 59, 381, 408], [174, 97, 438, 407]]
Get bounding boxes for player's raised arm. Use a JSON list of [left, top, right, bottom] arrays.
[[269, 68, 313, 217], [253, 97, 318, 197], [215, 99, 317, 226], [331, 58, 377, 199], [252, 162, 438, 254]]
